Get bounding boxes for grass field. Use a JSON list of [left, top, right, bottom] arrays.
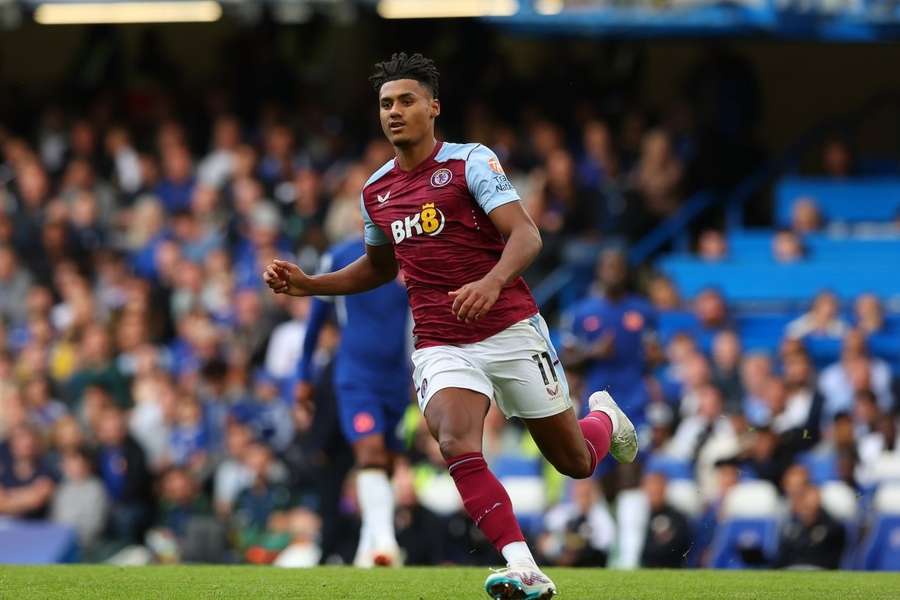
[[1, 566, 899, 599]]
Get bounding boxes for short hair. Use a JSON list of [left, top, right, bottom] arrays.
[[369, 52, 440, 98]]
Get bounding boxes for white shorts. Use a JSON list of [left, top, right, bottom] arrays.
[[411, 313, 572, 420]]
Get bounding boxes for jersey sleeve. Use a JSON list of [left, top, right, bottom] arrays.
[[465, 145, 520, 214], [360, 192, 391, 246]]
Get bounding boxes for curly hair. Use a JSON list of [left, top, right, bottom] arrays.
[[369, 52, 440, 98]]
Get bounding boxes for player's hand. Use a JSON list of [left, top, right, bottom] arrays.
[[448, 275, 502, 323], [263, 259, 314, 296]]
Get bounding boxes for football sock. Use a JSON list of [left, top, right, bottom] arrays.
[[356, 468, 397, 551], [447, 452, 525, 553], [578, 411, 613, 473], [501, 540, 538, 569]]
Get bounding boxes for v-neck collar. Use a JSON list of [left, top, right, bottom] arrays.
[[394, 140, 443, 176]]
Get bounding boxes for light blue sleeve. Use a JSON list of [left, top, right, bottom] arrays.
[[465, 145, 520, 214], [360, 193, 391, 246]]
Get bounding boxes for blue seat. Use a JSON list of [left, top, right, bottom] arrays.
[[658, 258, 900, 304], [776, 177, 900, 225], [657, 310, 700, 344], [860, 515, 900, 570], [728, 232, 900, 263], [644, 455, 694, 481], [492, 455, 542, 478], [708, 517, 780, 569]]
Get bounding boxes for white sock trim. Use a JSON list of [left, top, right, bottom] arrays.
[[501, 541, 537, 569]]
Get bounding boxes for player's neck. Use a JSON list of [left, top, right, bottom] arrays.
[[394, 137, 437, 172]]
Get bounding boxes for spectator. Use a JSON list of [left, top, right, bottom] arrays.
[[104, 126, 143, 197], [647, 274, 682, 312], [198, 115, 242, 189], [786, 291, 850, 340], [711, 331, 743, 413], [578, 120, 620, 190], [819, 329, 893, 419], [95, 406, 153, 543], [791, 197, 823, 234], [692, 288, 731, 351], [66, 325, 131, 409], [22, 375, 67, 433], [640, 472, 692, 568], [697, 229, 727, 262], [854, 293, 887, 336], [392, 462, 446, 566], [273, 508, 323, 568], [561, 249, 656, 425], [0, 245, 33, 327], [539, 479, 615, 567], [232, 442, 292, 553], [666, 383, 731, 461], [771, 229, 805, 263], [775, 485, 845, 569], [821, 137, 853, 179], [213, 422, 255, 518], [153, 467, 213, 555], [50, 446, 108, 550], [0, 424, 55, 519], [633, 129, 684, 220], [155, 144, 196, 214]]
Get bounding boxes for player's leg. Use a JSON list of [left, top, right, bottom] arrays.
[[423, 388, 539, 568], [351, 433, 400, 566], [336, 386, 399, 567], [413, 344, 555, 599], [487, 315, 638, 480]]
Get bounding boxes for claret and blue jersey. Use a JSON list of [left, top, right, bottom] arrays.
[[360, 141, 538, 350]]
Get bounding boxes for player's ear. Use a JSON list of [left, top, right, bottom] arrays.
[[431, 98, 440, 119]]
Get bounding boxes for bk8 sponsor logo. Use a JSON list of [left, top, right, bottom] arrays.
[[390, 203, 445, 243]]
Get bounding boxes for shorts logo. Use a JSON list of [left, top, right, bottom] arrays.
[[353, 412, 376, 434], [390, 203, 446, 244], [487, 158, 505, 174], [430, 168, 452, 187], [420, 378, 428, 399], [546, 383, 560, 397], [623, 311, 644, 332]]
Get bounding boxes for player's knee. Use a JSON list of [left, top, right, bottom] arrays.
[[353, 438, 389, 468], [438, 436, 479, 461]]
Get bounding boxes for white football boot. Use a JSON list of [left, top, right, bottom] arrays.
[[588, 390, 639, 463], [484, 566, 556, 600]]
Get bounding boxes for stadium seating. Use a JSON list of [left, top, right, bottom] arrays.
[[708, 482, 781, 569], [860, 483, 900, 570], [0, 519, 79, 564], [775, 178, 900, 226], [820, 481, 862, 569], [658, 258, 900, 304], [644, 455, 695, 481]]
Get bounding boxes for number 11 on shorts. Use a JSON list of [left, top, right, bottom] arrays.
[[532, 351, 558, 386]]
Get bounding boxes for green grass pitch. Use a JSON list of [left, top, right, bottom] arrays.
[[1, 566, 898, 599]]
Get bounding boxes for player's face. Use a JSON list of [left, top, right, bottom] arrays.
[[378, 79, 439, 148]]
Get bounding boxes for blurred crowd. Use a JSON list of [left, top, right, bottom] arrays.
[[0, 48, 895, 569]]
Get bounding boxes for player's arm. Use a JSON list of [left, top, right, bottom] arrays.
[[450, 203, 542, 323], [451, 145, 543, 322], [295, 296, 333, 412], [264, 243, 397, 297]]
